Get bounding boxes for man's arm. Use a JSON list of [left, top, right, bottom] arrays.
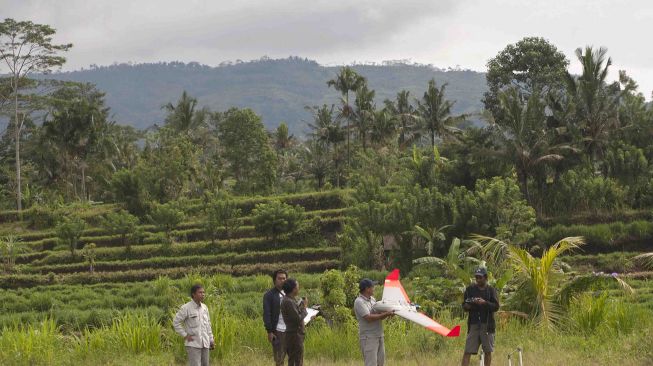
[[355, 299, 392, 323], [363, 312, 393, 322], [486, 287, 500, 312], [262, 292, 274, 332], [205, 305, 215, 344], [173, 306, 188, 338]]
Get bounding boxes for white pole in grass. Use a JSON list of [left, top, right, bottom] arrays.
[[508, 353, 513, 366], [518, 347, 523, 366], [479, 349, 484, 366]]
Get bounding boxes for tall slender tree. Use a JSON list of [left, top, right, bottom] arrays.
[[0, 18, 72, 212], [385, 90, 419, 149], [162, 90, 208, 133], [417, 79, 466, 148], [487, 88, 570, 207], [327, 67, 366, 168], [353, 83, 375, 150], [306, 104, 345, 186], [563, 47, 622, 166]]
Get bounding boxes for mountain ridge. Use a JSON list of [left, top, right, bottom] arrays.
[[50, 57, 488, 134]]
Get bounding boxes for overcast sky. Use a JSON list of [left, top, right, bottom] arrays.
[[3, 0, 653, 97]]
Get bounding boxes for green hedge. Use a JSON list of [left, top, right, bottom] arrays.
[[532, 220, 653, 252], [22, 247, 341, 274], [538, 209, 653, 227], [185, 189, 350, 215], [16, 209, 346, 247], [562, 252, 641, 273], [24, 236, 326, 266], [0, 260, 340, 289]]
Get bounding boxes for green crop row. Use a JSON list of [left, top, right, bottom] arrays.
[[184, 189, 350, 215], [16, 210, 345, 251], [532, 220, 653, 252], [21, 247, 341, 274], [562, 251, 642, 273], [538, 209, 653, 227], [0, 260, 340, 289], [22, 235, 328, 266]]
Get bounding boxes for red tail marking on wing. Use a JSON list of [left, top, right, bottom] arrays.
[[446, 325, 461, 337]]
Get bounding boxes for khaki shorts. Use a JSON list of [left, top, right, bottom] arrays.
[[464, 324, 495, 354]]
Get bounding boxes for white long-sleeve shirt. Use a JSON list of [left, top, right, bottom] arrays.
[[173, 300, 214, 349]]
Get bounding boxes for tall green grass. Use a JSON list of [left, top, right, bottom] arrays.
[[1, 303, 652, 365], [0, 319, 60, 366]]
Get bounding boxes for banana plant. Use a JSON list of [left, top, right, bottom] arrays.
[[413, 237, 483, 288], [412, 223, 452, 256]]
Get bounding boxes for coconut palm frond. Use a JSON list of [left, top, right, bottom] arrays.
[[412, 256, 448, 266], [633, 252, 653, 269], [557, 273, 634, 308], [469, 234, 510, 265]]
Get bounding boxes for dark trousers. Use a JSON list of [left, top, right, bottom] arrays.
[[284, 332, 304, 366], [272, 331, 286, 366]]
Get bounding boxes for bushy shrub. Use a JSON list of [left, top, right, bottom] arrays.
[[203, 193, 242, 244], [545, 169, 626, 216], [148, 202, 185, 245], [319, 269, 346, 310], [101, 210, 140, 251], [110, 169, 149, 216], [251, 200, 304, 246], [56, 215, 86, 257]]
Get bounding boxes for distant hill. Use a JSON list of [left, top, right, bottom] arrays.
[[51, 57, 488, 135]]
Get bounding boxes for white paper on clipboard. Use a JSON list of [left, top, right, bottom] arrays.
[[304, 308, 319, 325]]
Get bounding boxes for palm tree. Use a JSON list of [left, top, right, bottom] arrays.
[[307, 104, 345, 186], [327, 67, 366, 167], [302, 140, 330, 189], [487, 88, 572, 206], [384, 90, 419, 149], [412, 224, 452, 256], [413, 237, 482, 287], [563, 47, 621, 166], [634, 252, 653, 269], [274, 122, 296, 151], [306, 104, 344, 152], [162, 90, 208, 132], [370, 109, 397, 148], [42, 83, 111, 201], [353, 84, 375, 150], [475, 235, 632, 329], [417, 79, 466, 148]]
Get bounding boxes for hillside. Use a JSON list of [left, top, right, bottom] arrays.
[[52, 58, 487, 134]]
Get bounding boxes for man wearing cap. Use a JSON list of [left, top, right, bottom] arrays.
[[461, 267, 500, 366], [354, 278, 395, 366]]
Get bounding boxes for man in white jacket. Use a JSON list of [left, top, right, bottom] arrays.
[[174, 284, 215, 366]]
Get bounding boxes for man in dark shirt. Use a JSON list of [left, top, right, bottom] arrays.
[[263, 269, 288, 366], [461, 267, 500, 366]]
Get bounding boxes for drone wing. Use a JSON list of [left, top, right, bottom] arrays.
[[382, 269, 460, 338]]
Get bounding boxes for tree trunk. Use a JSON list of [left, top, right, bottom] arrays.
[[345, 93, 351, 170], [81, 164, 87, 201], [517, 168, 531, 206], [14, 89, 22, 213]]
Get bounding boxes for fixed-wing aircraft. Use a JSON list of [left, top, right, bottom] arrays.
[[372, 269, 460, 337]]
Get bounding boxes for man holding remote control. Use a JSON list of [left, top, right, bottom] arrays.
[[461, 267, 500, 366]]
